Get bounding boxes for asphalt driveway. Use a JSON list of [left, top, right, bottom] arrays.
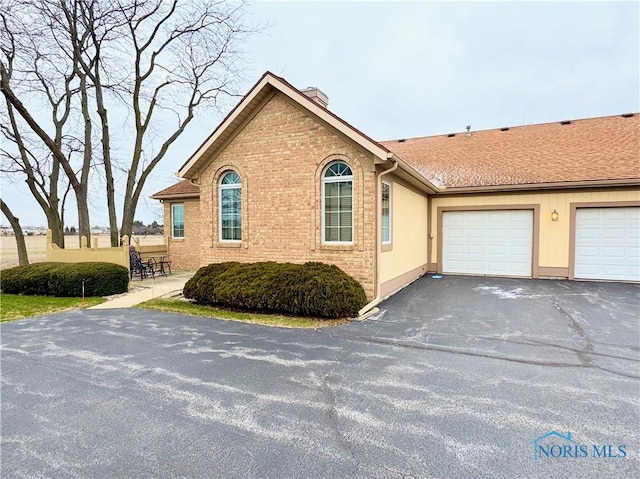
[[1, 276, 639, 478]]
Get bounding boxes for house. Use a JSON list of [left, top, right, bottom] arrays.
[[152, 72, 640, 312]]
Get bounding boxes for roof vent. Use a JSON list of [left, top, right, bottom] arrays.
[[447, 133, 455, 137], [621, 113, 634, 118], [301, 87, 329, 108], [465, 125, 471, 138], [500, 127, 510, 131], [398, 139, 406, 143], [560, 120, 571, 125]]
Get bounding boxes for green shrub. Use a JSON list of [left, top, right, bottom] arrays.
[[182, 262, 240, 303], [184, 261, 367, 319], [1, 262, 129, 297]]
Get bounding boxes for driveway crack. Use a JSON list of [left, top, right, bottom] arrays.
[[317, 364, 357, 459], [548, 298, 594, 367]]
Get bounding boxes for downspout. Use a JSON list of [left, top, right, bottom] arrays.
[[358, 157, 398, 317]]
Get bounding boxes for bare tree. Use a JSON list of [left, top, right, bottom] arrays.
[[1, 0, 252, 246], [0, 198, 28, 265], [1, 1, 93, 244]]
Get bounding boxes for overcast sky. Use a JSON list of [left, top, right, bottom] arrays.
[[3, 1, 639, 228]]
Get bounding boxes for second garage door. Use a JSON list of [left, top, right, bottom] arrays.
[[574, 207, 640, 281], [443, 210, 533, 277]]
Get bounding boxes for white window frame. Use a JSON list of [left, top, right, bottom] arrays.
[[219, 171, 242, 243], [321, 161, 354, 245], [381, 181, 392, 245], [171, 203, 184, 239]]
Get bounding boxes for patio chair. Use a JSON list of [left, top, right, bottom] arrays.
[[129, 250, 155, 280]]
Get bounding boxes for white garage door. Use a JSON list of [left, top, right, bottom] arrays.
[[443, 210, 533, 277], [575, 207, 640, 281]]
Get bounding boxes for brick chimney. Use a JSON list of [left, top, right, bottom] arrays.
[[301, 87, 329, 108]]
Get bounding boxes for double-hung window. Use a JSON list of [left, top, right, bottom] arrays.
[[172, 204, 184, 238], [219, 171, 242, 241], [322, 162, 353, 243], [381, 181, 391, 244]]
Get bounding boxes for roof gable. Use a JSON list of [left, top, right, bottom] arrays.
[[178, 71, 391, 179]]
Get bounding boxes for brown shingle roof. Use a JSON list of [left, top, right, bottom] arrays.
[[381, 114, 640, 189], [151, 180, 200, 199]]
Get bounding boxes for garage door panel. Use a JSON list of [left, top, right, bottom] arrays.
[[509, 213, 531, 224], [576, 227, 599, 239], [603, 228, 626, 240], [509, 230, 531, 241], [467, 214, 486, 224], [601, 246, 625, 258], [466, 263, 485, 273], [602, 265, 625, 276], [486, 230, 506, 240], [509, 244, 531, 256], [445, 229, 464, 239], [604, 209, 626, 220], [575, 207, 640, 281], [577, 210, 600, 221], [627, 246, 640, 258], [576, 245, 598, 257], [467, 229, 485, 239], [443, 210, 533, 277], [444, 214, 464, 225], [467, 245, 485, 255], [487, 264, 507, 274], [447, 260, 464, 270]]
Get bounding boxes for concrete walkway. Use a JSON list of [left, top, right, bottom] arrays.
[[90, 271, 195, 309]]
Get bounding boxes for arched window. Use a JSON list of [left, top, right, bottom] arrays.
[[219, 171, 241, 241], [322, 161, 353, 243]]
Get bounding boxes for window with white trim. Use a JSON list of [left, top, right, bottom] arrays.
[[219, 171, 241, 241], [382, 181, 391, 244], [322, 161, 353, 243], [172, 204, 184, 238]]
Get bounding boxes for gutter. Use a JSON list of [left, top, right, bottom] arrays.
[[151, 193, 200, 201], [436, 177, 640, 194], [358, 156, 399, 317]]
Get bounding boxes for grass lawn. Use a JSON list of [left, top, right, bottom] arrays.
[[0, 294, 106, 322], [137, 298, 347, 328]]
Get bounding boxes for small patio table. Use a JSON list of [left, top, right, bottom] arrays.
[[148, 255, 172, 277]]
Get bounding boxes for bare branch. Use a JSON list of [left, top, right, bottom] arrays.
[[1, 0, 258, 242]]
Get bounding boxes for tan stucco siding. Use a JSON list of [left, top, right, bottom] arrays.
[[431, 188, 640, 272], [163, 198, 202, 270], [196, 93, 377, 298], [380, 178, 429, 291]]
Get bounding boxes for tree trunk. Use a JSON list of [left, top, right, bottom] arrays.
[[0, 198, 29, 266], [120, 200, 136, 240], [47, 213, 65, 248], [105, 160, 119, 247], [76, 190, 91, 247]]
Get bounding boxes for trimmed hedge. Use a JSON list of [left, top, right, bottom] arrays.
[[183, 261, 367, 319], [1, 262, 129, 297]]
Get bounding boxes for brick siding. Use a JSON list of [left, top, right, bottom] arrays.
[[187, 93, 377, 298], [163, 198, 202, 270]]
